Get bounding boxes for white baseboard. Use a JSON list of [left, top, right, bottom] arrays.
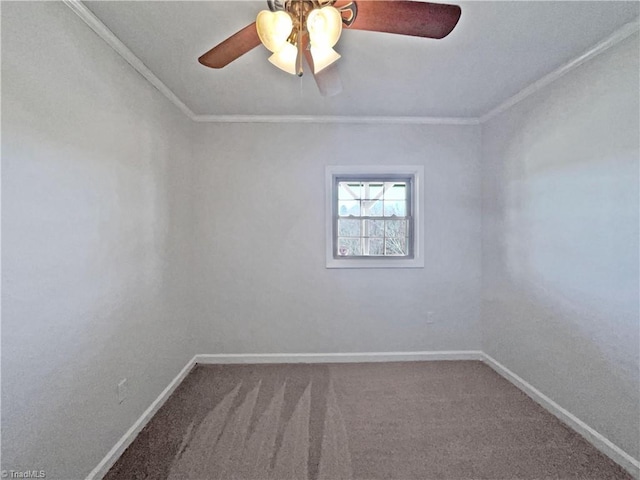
[[86, 351, 639, 479], [85, 351, 478, 479], [85, 355, 197, 480], [195, 350, 484, 364], [482, 353, 640, 478]]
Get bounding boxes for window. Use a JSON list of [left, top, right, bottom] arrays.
[[326, 166, 424, 268], [336, 179, 412, 257]]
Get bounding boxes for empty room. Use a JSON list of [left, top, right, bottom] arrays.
[[2, 0, 639, 479]]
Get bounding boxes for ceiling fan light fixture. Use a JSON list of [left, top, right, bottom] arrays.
[[199, 0, 462, 95], [307, 6, 343, 49], [256, 10, 294, 53], [310, 46, 341, 74], [268, 41, 298, 74]]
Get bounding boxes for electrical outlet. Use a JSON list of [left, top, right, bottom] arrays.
[[426, 311, 435, 325], [117, 378, 128, 404]]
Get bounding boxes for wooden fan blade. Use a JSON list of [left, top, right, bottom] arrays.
[[303, 40, 343, 97], [198, 22, 261, 69], [341, 1, 461, 39]]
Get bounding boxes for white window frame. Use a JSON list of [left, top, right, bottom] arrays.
[[326, 165, 425, 269]]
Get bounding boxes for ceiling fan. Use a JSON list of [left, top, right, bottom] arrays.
[[198, 0, 461, 96]]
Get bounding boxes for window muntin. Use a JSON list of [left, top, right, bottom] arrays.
[[333, 177, 414, 259]]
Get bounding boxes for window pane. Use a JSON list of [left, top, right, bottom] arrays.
[[338, 219, 361, 237], [337, 238, 362, 256], [363, 238, 384, 256], [338, 200, 360, 217], [385, 183, 407, 200], [366, 220, 384, 237], [384, 200, 406, 217], [385, 237, 408, 255], [386, 220, 407, 237], [362, 199, 383, 216], [368, 238, 384, 255], [331, 172, 417, 264], [338, 182, 361, 200], [367, 183, 384, 199]]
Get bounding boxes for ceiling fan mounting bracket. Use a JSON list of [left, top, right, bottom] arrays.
[[267, 0, 358, 27], [336, 2, 358, 27], [267, 0, 286, 12]]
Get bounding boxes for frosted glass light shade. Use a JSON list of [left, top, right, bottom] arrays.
[[307, 6, 342, 48], [310, 46, 341, 73], [256, 10, 293, 53], [268, 42, 298, 75]]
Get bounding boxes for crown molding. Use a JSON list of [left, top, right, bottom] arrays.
[[191, 115, 480, 125], [64, 1, 638, 126], [480, 18, 640, 124], [63, 0, 478, 126], [63, 0, 197, 120]]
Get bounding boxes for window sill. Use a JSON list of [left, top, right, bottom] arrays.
[[326, 256, 425, 269]]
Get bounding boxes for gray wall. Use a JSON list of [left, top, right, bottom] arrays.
[[191, 123, 483, 354], [481, 34, 640, 459], [2, 1, 638, 478], [2, 3, 194, 478]]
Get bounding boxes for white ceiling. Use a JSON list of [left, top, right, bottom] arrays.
[[84, 1, 639, 118]]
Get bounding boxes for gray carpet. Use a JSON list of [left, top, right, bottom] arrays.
[[104, 361, 632, 479]]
